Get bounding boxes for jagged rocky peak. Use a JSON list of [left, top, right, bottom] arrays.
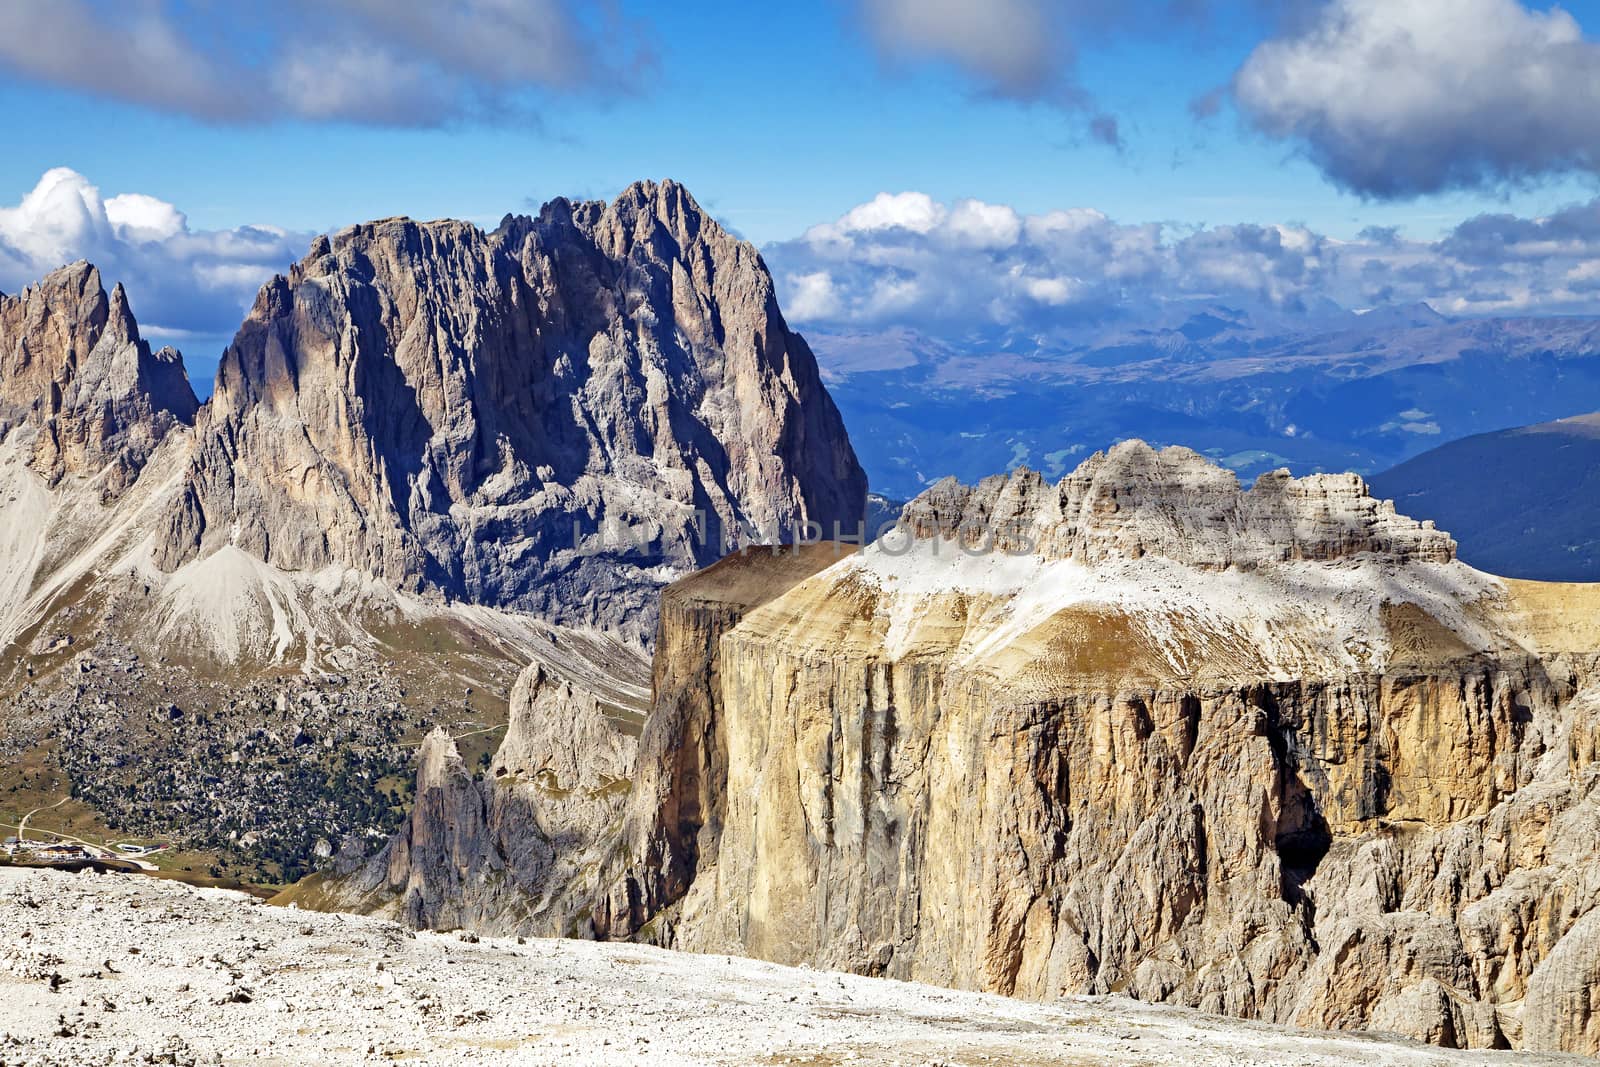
[[158, 179, 865, 644], [492, 660, 639, 788], [414, 727, 467, 793], [0, 261, 197, 490], [900, 439, 1455, 567]]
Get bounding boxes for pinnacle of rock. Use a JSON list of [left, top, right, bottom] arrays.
[[0, 261, 198, 492], [154, 181, 867, 643]]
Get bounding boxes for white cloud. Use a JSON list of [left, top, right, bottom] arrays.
[[785, 272, 843, 321], [1232, 0, 1600, 196], [866, 276, 926, 318], [1018, 272, 1084, 306], [0, 0, 652, 127], [945, 199, 1022, 249], [105, 194, 187, 244], [0, 169, 309, 338], [1025, 208, 1111, 241], [804, 192, 1028, 251], [0, 167, 113, 265], [769, 188, 1600, 333], [810, 192, 947, 242]]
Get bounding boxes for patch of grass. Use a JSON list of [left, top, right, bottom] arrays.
[[589, 777, 633, 801]]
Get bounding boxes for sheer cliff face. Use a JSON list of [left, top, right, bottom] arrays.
[[605, 442, 1600, 1056], [153, 180, 866, 643], [0, 262, 196, 495]]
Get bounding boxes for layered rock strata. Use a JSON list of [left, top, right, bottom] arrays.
[[599, 442, 1600, 1056]]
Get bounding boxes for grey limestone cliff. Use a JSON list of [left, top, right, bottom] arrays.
[[153, 180, 866, 644]]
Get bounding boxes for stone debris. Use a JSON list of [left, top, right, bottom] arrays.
[[0, 866, 1571, 1067]]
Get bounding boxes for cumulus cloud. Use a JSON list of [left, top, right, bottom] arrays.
[[1232, 0, 1600, 197], [785, 272, 843, 321], [0, 168, 309, 338], [768, 189, 1600, 334], [0, 0, 652, 126]]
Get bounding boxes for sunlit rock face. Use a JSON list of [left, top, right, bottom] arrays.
[[0, 261, 196, 496], [358, 641, 651, 939], [600, 443, 1600, 1056], [155, 180, 866, 644]]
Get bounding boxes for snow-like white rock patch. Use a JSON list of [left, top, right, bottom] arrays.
[[854, 532, 1508, 676]]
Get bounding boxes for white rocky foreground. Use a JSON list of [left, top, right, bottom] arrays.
[[0, 869, 1581, 1066]]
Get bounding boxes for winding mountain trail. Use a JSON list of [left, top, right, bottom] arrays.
[[14, 795, 68, 842]]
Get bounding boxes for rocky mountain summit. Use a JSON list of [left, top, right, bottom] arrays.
[[369, 441, 1600, 1057], [0, 262, 196, 496], [902, 441, 1456, 566], [155, 180, 865, 643]]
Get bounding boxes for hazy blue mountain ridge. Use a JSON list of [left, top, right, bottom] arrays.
[[809, 307, 1600, 501], [1371, 412, 1600, 581]]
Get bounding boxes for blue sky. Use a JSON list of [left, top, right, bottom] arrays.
[[3, 0, 1594, 242], [3, 0, 1600, 377]]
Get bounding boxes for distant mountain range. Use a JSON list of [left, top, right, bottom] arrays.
[[807, 306, 1600, 501], [1371, 412, 1600, 581]]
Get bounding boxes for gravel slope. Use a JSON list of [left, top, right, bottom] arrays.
[[0, 867, 1580, 1066]]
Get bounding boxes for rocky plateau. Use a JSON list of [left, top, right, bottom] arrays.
[[354, 442, 1600, 1058]]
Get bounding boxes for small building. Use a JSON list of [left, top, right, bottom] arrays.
[[31, 844, 92, 863]]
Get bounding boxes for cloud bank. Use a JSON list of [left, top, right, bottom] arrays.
[[856, 0, 1600, 195], [1232, 0, 1600, 197], [0, 168, 309, 339], [769, 189, 1600, 335], [9, 166, 1600, 372], [0, 0, 652, 126]]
